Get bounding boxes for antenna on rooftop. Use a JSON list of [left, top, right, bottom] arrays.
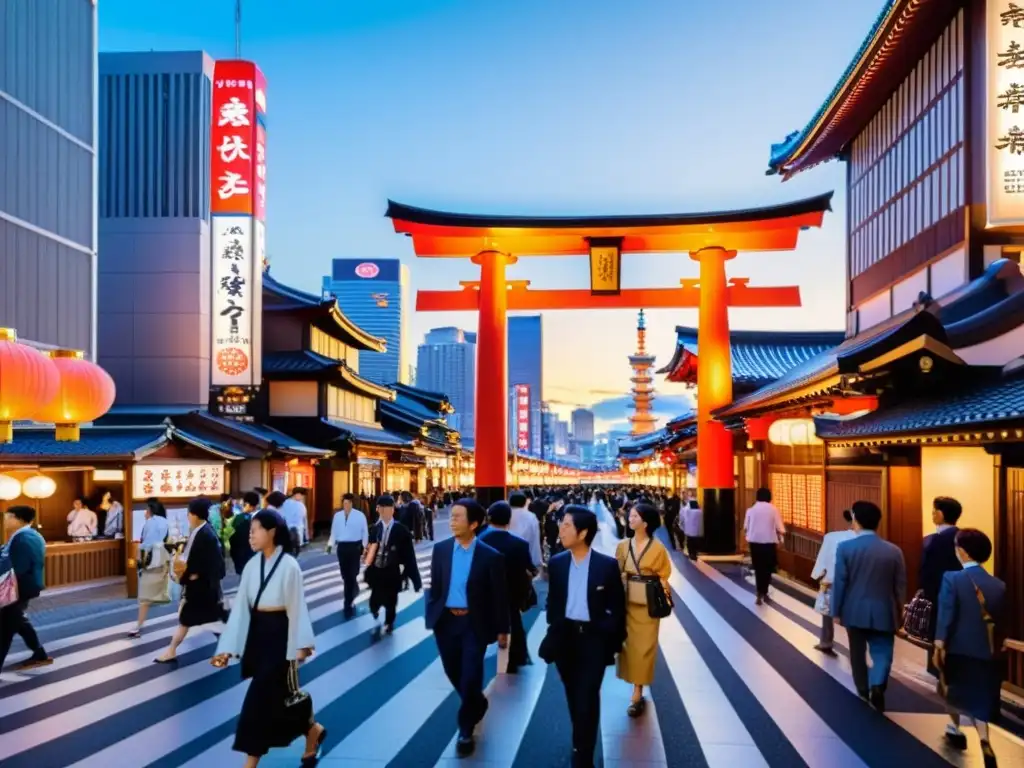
[[234, 0, 242, 58]]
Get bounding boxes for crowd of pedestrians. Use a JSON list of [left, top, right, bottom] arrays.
[[0, 482, 1012, 767]]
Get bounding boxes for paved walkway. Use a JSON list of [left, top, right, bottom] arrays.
[[1, 531, 1022, 767]]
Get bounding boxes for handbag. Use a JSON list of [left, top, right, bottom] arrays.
[[627, 540, 673, 620], [902, 589, 933, 641], [282, 659, 315, 732], [0, 554, 19, 609]]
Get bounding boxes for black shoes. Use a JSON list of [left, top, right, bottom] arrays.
[[943, 729, 968, 750], [868, 686, 885, 713], [456, 734, 475, 756]]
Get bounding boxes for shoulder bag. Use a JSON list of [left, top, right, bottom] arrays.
[[0, 550, 19, 609], [627, 540, 673, 620]]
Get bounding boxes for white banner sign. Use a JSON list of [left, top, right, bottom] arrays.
[[987, 1, 1024, 226], [133, 464, 225, 499], [212, 215, 256, 386]]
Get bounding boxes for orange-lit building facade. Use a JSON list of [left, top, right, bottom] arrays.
[[734, 0, 1024, 679]]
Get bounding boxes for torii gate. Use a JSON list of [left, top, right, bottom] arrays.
[[387, 193, 832, 553]]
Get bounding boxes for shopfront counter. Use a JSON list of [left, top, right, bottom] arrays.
[[44, 540, 124, 588]]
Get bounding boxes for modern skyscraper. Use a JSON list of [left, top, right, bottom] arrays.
[[571, 408, 595, 443], [508, 315, 543, 455], [97, 51, 216, 407], [416, 327, 475, 445], [322, 259, 411, 386], [1, 1, 98, 359], [629, 309, 657, 435]]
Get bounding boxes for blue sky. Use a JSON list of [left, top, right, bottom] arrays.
[[100, 0, 882, 421]]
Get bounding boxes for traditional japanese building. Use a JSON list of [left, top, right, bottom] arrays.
[[628, 310, 658, 437], [750, 0, 1024, 681], [258, 271, 460, 527]]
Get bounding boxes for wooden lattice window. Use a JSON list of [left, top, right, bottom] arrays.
[[770, 472, 824, 534]]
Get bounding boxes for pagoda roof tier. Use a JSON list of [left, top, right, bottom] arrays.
[[716, 258, 1024, 418], [264, 271, 386, 353], [388, 383, 455, 416], [386, 194, 833, 257], [768, 0, 961, 179], [814, 368, 1024, 444], [263, 351, 396, 401], [658, 326, 844, 390]]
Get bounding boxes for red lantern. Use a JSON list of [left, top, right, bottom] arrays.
[[36, 350, 116, 441], [0, 329, 60, 443], [659, 449, 676, 465]]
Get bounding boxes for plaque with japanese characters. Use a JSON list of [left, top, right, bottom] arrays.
[[988, 2, 1024, 225], [589, 243, 622, 295], [133, 464, 225, 500]]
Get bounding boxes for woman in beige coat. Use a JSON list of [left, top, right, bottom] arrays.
[[615, 502, 672, 716]]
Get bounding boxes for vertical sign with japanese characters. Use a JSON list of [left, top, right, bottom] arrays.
[[514, 384, 530, 453], [988, 2, 1024, 226], [210, 60, 266, 388]]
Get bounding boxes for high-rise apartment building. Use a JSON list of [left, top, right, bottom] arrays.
[[416, 327, 475, 445], [97, 51, 215, 407], [571, 407, 596, 462], [1, 0, 99, 358], [322, 259, 410, 386], [508, 315, 543, 455]]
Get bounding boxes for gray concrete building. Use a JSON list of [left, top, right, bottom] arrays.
[[97, 51, 214, 408], [0, 0, 98, 358]]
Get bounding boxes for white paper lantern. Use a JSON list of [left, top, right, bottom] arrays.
[[0, 474, 22, 501], [22, 474, 57, 499]]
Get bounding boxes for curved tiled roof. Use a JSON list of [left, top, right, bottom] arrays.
[[0, 428, 168, 460], [660, 327, 843, 389], [815, 372, 1024, 439], [769, 0, 959, 178]]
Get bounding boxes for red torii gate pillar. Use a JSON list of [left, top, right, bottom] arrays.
[[473, 251, 514, 503], [692, 246, 737, 553]]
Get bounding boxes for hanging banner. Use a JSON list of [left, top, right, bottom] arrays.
[[133, 464, 225, 499], [987, 1, 1024, 226]]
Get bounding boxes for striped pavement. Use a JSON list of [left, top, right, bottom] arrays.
[[1, 533, 1022, 767]]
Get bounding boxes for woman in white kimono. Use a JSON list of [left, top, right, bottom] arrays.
[[131, 498, 171, 638], [211, 509, 326, 767]]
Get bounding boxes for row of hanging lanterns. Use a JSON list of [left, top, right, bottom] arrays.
[[0, 328, 116, 443], [0, 473, 57, 501]]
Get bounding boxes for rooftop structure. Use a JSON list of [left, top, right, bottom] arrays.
[[629, 310, 657, 436]]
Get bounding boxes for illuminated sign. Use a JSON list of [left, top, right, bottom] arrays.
[[133, 464, 224, 499], [987, 2, 1024, 226], [355, 262, 381, 278], [210, 60, 266, 389], [588, 238, 622, 295], [514, 384, 530, 452]]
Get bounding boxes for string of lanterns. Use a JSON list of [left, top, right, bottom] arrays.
[[0, 473, 57, 501], [0, 329, 116, 443]]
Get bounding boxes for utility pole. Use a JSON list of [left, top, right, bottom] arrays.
[[234, 0, 242, 58]]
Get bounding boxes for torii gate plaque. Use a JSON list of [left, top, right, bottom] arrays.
[[387, 192, 832, 553]]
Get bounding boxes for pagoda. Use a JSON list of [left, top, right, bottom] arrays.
[[628, 309, 657, 436]]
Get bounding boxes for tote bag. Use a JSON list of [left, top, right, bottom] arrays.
[[0, 551, 20, 609]]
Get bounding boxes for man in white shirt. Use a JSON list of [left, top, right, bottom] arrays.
[[327, 492, 369, 618], [280, 488, 309, 551], [66, 497, 98, 540], [508, 491, 542, 568], [743, 488, 786, 605], [810, 509, 857, 654]]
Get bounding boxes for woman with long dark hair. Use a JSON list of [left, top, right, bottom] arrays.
[[212, 509, 326, 767]]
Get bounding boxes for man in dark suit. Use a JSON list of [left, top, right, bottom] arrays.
[[920, 496, 963, 672], [366, 495, 421, 636], [425, 498, 509, 757], [540, 505, 626, 768], [480, 500, 536, 673], [1, 505, 52, 674], [832, 500, 907, 713]]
